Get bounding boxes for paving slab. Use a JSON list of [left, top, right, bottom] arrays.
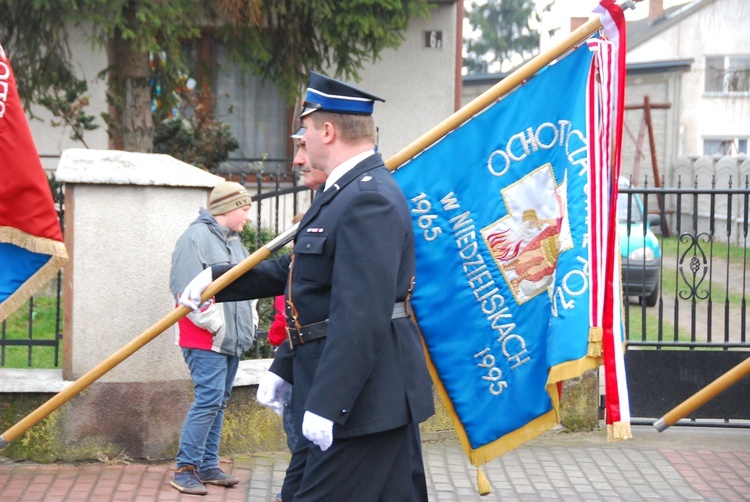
[[0, 425, 747, 501]]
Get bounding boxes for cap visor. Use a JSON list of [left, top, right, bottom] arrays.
[[291, 126, 306, 139], [298, 105, 319, 119]]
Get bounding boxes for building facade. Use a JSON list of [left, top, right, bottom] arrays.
[[24, 1, 463, 175], [463, 0, 749, 186]]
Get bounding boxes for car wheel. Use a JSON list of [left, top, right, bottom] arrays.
[[644, 279, 660, 307]]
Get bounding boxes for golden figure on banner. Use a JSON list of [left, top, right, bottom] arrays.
[[482, 164, 571, 304], [497, 208, 560, 295]]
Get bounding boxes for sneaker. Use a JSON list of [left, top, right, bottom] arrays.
[[196, 467, 240, 487], [171, 465, 208, 495]]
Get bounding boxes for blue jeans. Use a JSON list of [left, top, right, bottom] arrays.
[[176, 348, 239, 470]]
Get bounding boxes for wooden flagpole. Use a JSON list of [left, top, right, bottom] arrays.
[[0, 0, 641, 451], [654, 356, 750, 432], [385, 15, 605, 171], [385, 0, 643, 172], [0, 224, 298, 449]]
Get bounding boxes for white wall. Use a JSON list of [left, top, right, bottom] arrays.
[[627, 0, 750, 156], [621, 72, 683, 185], [350, 1, 460, 161], [26, 23, 110, 172]]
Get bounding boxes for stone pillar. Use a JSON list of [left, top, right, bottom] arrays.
[[54, 149, 224, 460], [559, 369, 600, 431]]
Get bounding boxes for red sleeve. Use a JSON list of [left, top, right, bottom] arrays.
[[267, 296, 287, 346]]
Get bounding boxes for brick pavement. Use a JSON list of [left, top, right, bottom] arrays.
[[0, 426, 748, 501]]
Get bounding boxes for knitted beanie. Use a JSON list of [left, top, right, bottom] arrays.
[[209, 182, 250, 216]]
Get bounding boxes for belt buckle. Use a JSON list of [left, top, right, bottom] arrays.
[[286, 326, 295, 349], [286, 326, 304, 348]]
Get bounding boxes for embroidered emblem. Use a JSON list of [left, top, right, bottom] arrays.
[[480, 164, 572, 305], [306, 228, 324, 233], [361, 175, 372, 182]]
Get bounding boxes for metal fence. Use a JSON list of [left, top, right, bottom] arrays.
[[621, 175, 750, 427], [0, 271, 64, 368]]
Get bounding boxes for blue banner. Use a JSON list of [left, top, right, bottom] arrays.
[[394, 43, 598, 454]]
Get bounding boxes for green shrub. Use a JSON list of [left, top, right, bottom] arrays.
[[153, 88, 239, 172]]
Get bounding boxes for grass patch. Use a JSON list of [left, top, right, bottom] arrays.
[[660, 236, 746, 265], [623, 304, 692, 343], [623, 305, 725, 351], [1, 295, 62, 369]]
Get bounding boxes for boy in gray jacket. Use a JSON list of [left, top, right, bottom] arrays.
[[169, 181, 257, 495]]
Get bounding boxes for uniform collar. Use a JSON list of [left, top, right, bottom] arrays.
[[324, 150, 375, 191]]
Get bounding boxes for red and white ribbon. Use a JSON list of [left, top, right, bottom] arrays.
[[588, 0, 632, 440]]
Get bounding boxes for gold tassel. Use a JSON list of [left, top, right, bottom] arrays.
[[587, 327, 603, 357], [477, 467, 491, 496], [607, 420, 633, 441]]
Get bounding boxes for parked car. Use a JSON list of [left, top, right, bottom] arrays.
[[617, 178, 662, 306]]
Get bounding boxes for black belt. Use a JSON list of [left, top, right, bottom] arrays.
[[286, 319, 329, 347], [287, 301, 411, 347]]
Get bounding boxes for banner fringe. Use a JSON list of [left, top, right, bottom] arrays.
[[476, 467, 491, 496], [0, 254, 67, 321], [547, 354, 601, 384], [607, 420, 633, 441], [587, 327, 603, 357], [0, 227, 68, 259], [468, 399, 559, 467], [0, 227, 68, 321], [420, 331, 559, 491]]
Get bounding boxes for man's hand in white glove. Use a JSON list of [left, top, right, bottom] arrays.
[[257, 371, 291, 417], [302, 411, 333, 451], [186, 299, 225, 337], [179, 267, 214, 311]]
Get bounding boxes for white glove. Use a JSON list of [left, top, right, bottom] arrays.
[[257, 372, 291, 417], [186, 299, 225, 337], [178, 267, 213, 311], [302, 411, 333, 451]]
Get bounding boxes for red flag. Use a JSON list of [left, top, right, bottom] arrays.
[[0, 42, 68, 320]]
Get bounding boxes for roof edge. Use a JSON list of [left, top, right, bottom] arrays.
[[627, 0, 716, 51]]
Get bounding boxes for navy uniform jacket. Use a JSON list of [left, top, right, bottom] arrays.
[[216, 153, 435, 439]]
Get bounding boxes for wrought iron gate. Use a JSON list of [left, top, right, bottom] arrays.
[[620, 176, 750, 427]]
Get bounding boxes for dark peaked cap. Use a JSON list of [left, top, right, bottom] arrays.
[[299, 71, 384, 119]]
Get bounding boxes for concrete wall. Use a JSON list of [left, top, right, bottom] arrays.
[[672, 154, 750, 244], [56, 149, 224, 382], [0, 360, 593, 461], [0, 365, 451, 462]]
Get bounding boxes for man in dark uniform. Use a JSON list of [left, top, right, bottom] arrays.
[[179, 71, 434, 501]]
